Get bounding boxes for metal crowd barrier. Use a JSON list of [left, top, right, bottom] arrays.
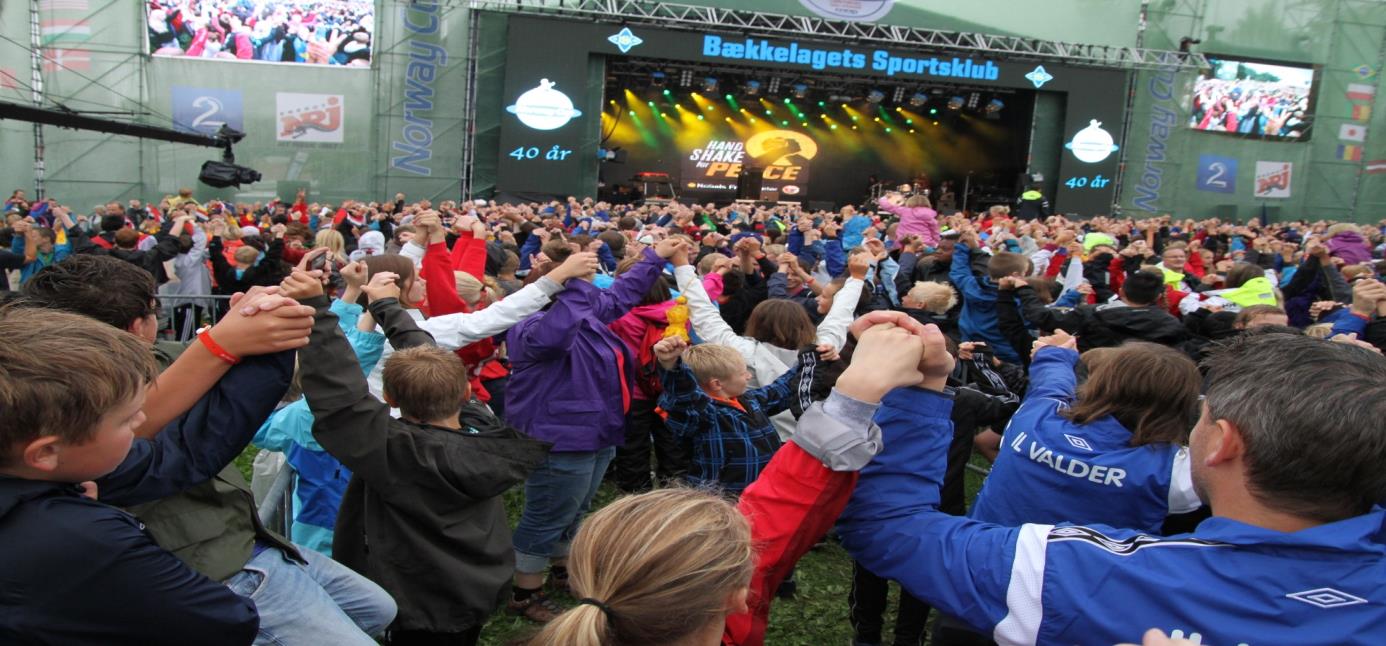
[[155, 294, 232, 343]]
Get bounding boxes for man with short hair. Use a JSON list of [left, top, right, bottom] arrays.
[[842, 330, 1386, 645]]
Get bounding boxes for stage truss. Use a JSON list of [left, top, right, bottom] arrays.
[[464, 0, 1209, 71]]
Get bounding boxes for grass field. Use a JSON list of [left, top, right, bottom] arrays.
[[235, 449, 992, 645]]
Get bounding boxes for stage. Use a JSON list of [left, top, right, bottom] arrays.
[[492, 14, 1129, 216], [596, 57, 1034, 210]]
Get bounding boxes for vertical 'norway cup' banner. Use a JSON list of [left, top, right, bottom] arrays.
[[276, 93, 344, 143], [679, 129, 818, 199]]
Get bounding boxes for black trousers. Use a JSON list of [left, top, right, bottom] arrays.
[[850, 560, 931, 646], [171, 304, 206, 342], [389, 626, 481, 646], [610, 398, 689, 492]]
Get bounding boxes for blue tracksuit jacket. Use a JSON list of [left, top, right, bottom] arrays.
[[970, 346, 1199, 534], [949, 245, 1020, 363], [840, 386, 1386, 646]]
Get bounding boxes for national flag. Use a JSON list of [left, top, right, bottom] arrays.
[[40, 19, 91, 45], [1339, 123, 1367, 142], [40, 48, 90, 72], [1367, 160, 1386, 174], [1337, 144, 1362, 161], [1351, 103, 1372, 122], [1355, 65, 1377, 80], [38, 0, 89, 10], [1346, 83, 1376, 102]]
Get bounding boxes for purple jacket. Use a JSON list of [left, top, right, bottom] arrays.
[[1328, 231, 1373, 266], [505, 247, 665, 452]]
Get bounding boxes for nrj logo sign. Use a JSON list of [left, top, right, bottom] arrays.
[[798, 0, 894, 22], [507, 79, 583, 131]]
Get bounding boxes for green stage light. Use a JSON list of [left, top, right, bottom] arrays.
[[647, 101, 654, 106], [784, 98, 791, 104], [885, 127, 892, 133], [725, 94, 733, 100], [906, 119, 913, 124], [697, 115, 704, 120], [818, 101, 826, 107], [851, 115, 859, 121], [765, 109, 772, 115], [781, 120, 789, 126], [830, 124, 837, 130], [629, 111, 635, 116], [929, 108, 938, 115]]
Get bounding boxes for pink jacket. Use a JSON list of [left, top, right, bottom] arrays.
[[878, 198, 940, 247], [609, 301, 677, 401]]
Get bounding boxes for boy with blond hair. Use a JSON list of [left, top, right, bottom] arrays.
[[654, 338, 804, 495]]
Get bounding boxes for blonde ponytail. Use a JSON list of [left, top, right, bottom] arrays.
[[527, 488, 753, 646]]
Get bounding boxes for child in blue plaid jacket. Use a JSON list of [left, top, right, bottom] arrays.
[[654, 337, 804, 495]]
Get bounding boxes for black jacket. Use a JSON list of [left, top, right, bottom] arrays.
[[209, 236, 286, 294], [1015, 286, 1187, 350], [0, 352, 293, 645], [299, 295, 550, 632]]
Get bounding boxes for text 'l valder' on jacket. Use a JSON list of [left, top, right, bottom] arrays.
[[969, 346, 1200, 534], [298, 295, 551, 633], [839, 386, 1386, 646]]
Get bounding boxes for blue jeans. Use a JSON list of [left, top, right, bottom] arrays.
[[224, 545, 397, 646], [512, 447, 616, 574]]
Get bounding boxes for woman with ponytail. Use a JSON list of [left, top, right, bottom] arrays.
[[527, 489, 754, 646]]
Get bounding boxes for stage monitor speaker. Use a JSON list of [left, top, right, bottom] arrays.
[[736, 167, 764, 201]]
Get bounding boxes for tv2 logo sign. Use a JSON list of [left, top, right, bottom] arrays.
[[1196, 155, 1237, 194], [172, 87, 243, 136], [277, 93, 344, 143]]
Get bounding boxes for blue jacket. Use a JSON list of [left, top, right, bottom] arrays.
[[506, 247, 665, 451], [841, 386, 1386, 646], [0, 352, 293, 645], [253, 300, 384, 555], [970, 347, 1199, 534], [949, 244, 1020, 363]]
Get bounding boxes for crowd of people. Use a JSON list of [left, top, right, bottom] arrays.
[[148, 0, 374, 66], [2, 183, 1385, 646]]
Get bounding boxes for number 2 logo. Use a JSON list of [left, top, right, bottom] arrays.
[[190, 96, 225, 132], [1204, 162, 1228, 188]]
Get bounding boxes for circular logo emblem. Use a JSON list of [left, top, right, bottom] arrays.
[[1065, 120, 1119, 164], [507, 79, 583, 131], [745, 130, 819, 165], [781, 185, 802, 195], [798, 0, 894, 22]]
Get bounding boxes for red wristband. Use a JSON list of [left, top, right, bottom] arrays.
[[198, 330, 241, 365], [1351, 311, 1372, 322]]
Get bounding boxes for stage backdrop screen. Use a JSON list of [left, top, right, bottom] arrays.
[[146, 0, 374, 67], [1188, 57, 1314, 140]]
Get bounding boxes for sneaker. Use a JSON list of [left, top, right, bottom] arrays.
[[775, 577, 797, 600], [547, 569, 570, 595], [508, 592, 564, 623]]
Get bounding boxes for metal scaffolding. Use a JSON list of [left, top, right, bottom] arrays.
[[466, 0, 1208, 71]]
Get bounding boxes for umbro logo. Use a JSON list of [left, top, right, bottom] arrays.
[[1286, 588, 1367, 609], [1064, 434, 1092, 451]]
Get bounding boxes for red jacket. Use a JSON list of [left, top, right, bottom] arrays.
[[420, 236, 505, 402], [722, 441, 858, 646]]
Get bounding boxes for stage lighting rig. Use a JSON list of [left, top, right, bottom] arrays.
[[866, 89, 885, 104], [791, 83, 809, 99], [743, 80, 763, 96], [947, 96, 965, 111], [702, 77, 719, 93], [967, 92, 981, 109], [892, 87, 906, 104], [985, 98, 1004, 114], [679, 69, 694, 87], [768, 77, 782, 95], [908, 92, 928, 108], [650, 71, 667, 87]]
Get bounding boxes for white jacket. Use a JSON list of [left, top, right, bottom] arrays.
[[675, 265, 863, 439], [366, 276, 563, 410]]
